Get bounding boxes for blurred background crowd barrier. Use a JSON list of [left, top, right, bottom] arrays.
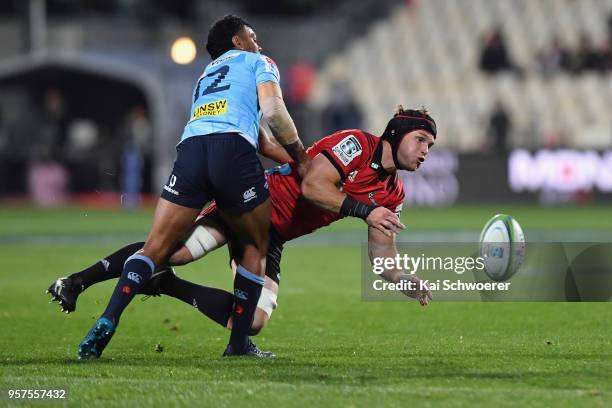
[[0, 0, 610, 208]]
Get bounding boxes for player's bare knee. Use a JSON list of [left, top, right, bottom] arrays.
[[250, 287, 277, 336], [249, 310, 268, 336], [168, 246, 193, 266]]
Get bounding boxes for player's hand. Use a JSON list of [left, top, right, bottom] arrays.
[[399, 274, 433, 306], [366, 207, 405, 237]]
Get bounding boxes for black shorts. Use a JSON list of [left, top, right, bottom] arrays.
[[204, 210, 283, 284], [160, 133, 269, 214]]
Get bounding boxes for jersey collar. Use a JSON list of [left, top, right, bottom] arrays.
[[370, 139, 393, 180]]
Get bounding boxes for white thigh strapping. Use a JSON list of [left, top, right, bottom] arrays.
[[257, 287, 278, 317], [184, 225, 219, 260]]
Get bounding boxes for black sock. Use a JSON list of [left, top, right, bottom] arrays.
[[160, 277, 234, 327], [101, 254, 154, 326], [69, 242, 145, 290], [229, 265, 264, 352]]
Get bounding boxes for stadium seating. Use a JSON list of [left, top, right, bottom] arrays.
[[311, 0, 612, 151]]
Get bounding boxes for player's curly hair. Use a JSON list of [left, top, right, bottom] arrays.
[[394, 105, 433, 122], [206, 15, 252, 60]]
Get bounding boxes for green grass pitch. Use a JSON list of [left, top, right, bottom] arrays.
[[0, 205, 610, 407]]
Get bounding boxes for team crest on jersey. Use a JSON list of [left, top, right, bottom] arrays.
[[263, 56, 279, 77], [368, 191, 379, 206], [192, 98, 228, 119], [332, 135, 362, 166]]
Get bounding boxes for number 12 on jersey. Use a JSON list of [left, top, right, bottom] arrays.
[[194, 65, 231, 103]]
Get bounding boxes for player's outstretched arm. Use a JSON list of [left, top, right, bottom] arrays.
[[301, 155, 404, 236], [257, 124, 293, 164], [368, 226, 432, 306], [257, 81, 310, 177]]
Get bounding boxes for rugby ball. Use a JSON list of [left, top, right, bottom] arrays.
[[479, 214, 525, 281]]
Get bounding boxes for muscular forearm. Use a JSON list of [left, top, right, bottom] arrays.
[[369, 243, 403, 283], [260, 95, 309, 167], [281, 140, 309, 167], [301, 166, 377, 220], [301, 178, 346, 212], [258, 125, 293, 164], [262, 97, 297, 145], [368, 225, 432, 305], [261, 96, 297, 144]]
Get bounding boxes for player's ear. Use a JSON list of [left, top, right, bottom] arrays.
[[232, 34, 242, 50]]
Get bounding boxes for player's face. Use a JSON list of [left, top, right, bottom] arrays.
[[395, 130, 435, 171], [234, 26, 262, 54]]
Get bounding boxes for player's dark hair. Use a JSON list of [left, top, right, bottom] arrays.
[[382, 106, 437, 169], [206, 15, 252, 60]]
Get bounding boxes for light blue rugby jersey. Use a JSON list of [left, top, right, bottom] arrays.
[[181, 50, 280, 149]]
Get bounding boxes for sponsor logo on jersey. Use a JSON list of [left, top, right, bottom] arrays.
[[332, 135, 362, 166], [348, 170, 358, 182], [243, 187, 257, 203], [101, 259, 110, 271], [191, 99, 228, 119], [127, 272, 141, 283], [210, 52, 239, 67]]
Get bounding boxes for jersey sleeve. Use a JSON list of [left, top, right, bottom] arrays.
[[320, 131, 372, 180], [254, 54, 280, 85]]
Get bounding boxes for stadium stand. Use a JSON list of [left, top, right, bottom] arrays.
[[311, 0, 612, 151]]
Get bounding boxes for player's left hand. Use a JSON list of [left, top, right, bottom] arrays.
[[366, 207, 405, 237], [399, 274, 432, 306]]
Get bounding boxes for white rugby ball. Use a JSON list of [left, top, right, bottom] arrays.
[[479, 214, 525, 281]]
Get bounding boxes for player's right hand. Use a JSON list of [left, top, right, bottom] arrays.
[[398, 274, 433, 306], [366, 207, 405, 237]]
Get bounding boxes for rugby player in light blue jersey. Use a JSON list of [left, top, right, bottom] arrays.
[[77, 15, 310, 359]]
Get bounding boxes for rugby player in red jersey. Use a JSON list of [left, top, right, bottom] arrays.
[[48, 106, 435, 340]]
